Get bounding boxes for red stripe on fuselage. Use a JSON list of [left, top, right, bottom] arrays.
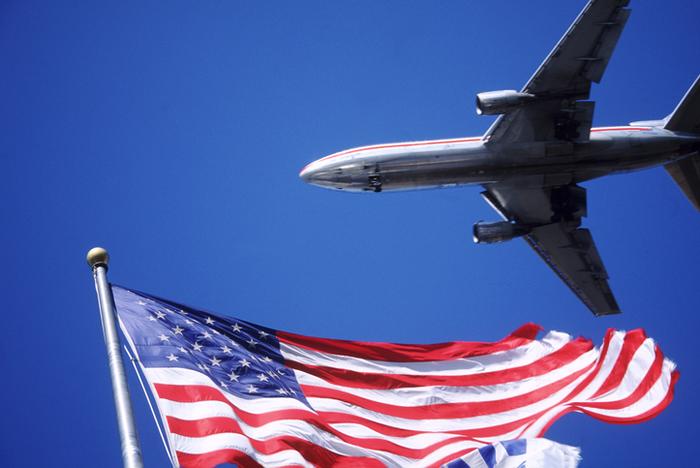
[[590, 127, 651, 132], [301, 127, 652, 174], [301, 136, 483, 173]]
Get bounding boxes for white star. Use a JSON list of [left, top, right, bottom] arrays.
[[213, 329, 221, 335], [276, 388, 288, 395], [257, 373, 269, 382], [192, 342, 203, 352], [232, 323, 242, 333], [230, 340, 240, 347], [289, 388, 296, 395], [201, 331, 212, 340], [172, 326, 184, 335], [137, 300, 146, 306], [258, 330, 269, 339], [247, 385, 258, 394], [178, 347, 187, 353], [148, 316, 157, 322], [180, 309, 188, 315], [221, 345, 232, 355], [158, 334, 170, 342], [220, 381, 228, 389], [155, 311, 166, 319], [261, 356, 273, 363], [239, 358, 251, 368], [267, 370, 276, 378], [205, 317, 215, 325], [247, 338, 257, 348], [166, 353, 178, 362], [277, 369, 285, 376], [228, 371, 239, 382], [185, 319, 194, 325], [197, 363, 209, 372], [210, 356, 221, 367]]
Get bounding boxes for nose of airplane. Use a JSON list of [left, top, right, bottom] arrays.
[[299, 164, 335, 185], [299, 165, 315, 183], [299, 161, 355, 189]]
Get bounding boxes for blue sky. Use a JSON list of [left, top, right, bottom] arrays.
[[3, 1, 699, 466]]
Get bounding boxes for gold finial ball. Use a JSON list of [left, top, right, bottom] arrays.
[[86, 247, 110, 269]]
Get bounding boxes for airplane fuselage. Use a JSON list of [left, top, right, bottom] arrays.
[[300, 127, 700, 193]]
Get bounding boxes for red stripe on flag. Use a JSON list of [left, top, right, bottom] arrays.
[[177, 448, 261, 468], [577, 344, 665, 410], [167, 415, 483, 460], [176, 435, 385, 467], [277, 323, 542, 362], [573, 370, 680, 425], [157, 381, 565, 440], [285, 337, 593, 389], [156, 383, 538, 456], [300, 361, 594, 419], [168, 416, 242, 438], [591, 329, 647, 399], [515, 328, 620, 437]]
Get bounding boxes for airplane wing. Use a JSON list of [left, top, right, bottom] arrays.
[[484, 0, 631, 144], [483, 183, 620, 316]]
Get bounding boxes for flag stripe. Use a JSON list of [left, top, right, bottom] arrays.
[[284, 338, 593, 390], [575, 342, 662, 409], [176, 448, 262, 468], [156, 384, 479, 458], [278, 331, 571, 377], [171, 432, 387, 467], [299, 363, 594, 420], [154, 368, 603, 434], [591, 329, 647, 398], [167, 416, 471, 452], [276, 323, 542, 362], [156, 384, 518, 454], [167, 415, 483, 460], [291, 348, 598, 406]]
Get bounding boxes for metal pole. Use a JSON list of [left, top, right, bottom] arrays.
[[87, 247, 144, 468]]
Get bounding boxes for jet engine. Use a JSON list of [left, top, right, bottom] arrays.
[[475, 90, 535, 115], [472, 221, 531, 244]]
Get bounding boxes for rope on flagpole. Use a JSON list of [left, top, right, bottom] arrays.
[[123, 345, 175, 467]]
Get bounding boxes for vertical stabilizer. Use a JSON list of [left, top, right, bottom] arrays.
[[665, 75, 700, 133]]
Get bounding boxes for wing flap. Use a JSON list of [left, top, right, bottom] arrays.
[[484, 0, 631, 145], [484, 182, 620, 316], [526, 224, 620, 316], [524, 0, 631, 96], [583, 8, 630, 83]]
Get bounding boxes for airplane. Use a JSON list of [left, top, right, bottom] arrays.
[[299, 0, 700, 317]]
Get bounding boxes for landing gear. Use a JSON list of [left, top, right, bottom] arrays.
[[368, 175, 383, 192], [549, 184, 586, 225]]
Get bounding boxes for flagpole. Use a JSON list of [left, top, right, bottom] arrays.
[[87, 247, 144, 468]]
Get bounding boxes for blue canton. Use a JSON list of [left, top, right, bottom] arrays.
[[112, 285, 307, 405]]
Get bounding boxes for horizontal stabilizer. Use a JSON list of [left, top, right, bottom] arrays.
[[665, 75, 700, 133], [666, 155, 700, 211]]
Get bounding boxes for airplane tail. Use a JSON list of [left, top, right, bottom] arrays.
[[665, 155, 700, 211], [662, 75, 700, 211], [664, 75, 700, 134]]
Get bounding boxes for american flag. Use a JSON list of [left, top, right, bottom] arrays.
[[113, 285, 678, 467]]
